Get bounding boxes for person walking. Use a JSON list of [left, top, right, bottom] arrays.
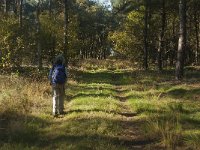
[[49, 54, 67, 116]]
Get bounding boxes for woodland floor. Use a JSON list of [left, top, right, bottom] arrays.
[[0, 65, 200, 150]]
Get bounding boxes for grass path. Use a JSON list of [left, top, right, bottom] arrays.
[[1, 67, 200, 149], [113, 86, 148, 150], [47, 79, 151, 149]]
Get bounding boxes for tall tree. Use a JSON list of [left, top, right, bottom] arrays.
[[19, 0, 23, 28], [49, 0, 52, 17], [4, 0, 8, 13], [64, 0, 68, 65], [194, 6, 199, 64], [176, 0, 187, 80], [143, 0, 149, 70], [36, 0, 42, 69], [157, 0, 166, 71]]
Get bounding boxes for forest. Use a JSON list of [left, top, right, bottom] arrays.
[[0, 0, 200, 149]]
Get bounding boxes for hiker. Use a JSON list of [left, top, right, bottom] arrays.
[[49, 54, 67, 116]]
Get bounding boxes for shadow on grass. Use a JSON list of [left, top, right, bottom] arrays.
[[114, 95, 144, 102], [72, 69, 175, 85], [68, 84, 129, 94], [0, 111, 150, 149], [180, 116, 200, 127], [167, 88, 200, 100], [185, 66, 200, 79], [38, 134, 153, 149], [66, 93, 139, 102], [73, 70, 133, 85], [66, 93, 115, 101], [2, 66, 199, 85], [65, 109, 137, 117], [39, 116, 152, 149], [0, 112, 50, 145]]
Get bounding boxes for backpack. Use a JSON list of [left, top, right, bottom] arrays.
[[52, 65, 66, 84]]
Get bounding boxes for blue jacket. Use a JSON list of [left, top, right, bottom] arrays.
[[49, 65, 67, 85]]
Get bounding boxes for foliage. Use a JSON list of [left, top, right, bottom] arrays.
[[0, 0, 113, 68], [0, 16, 23, 67], [109, 8, 144, 62]]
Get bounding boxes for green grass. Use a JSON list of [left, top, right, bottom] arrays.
[[67, 97, 125, 113], [0, 64, 200, 149]]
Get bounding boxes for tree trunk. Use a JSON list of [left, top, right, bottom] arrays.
[[143, 0, 149, 70], [50, 36, 56, 63], [4, 0, 8, 13], [19, 0, 23, 28], [194, 10, 199, 64], [14, 0, 18, 15], [49, 0, 52, 18], [170, 15, 177, 66], [36, 0, 42, 70], [186, 12, 192, 65], [103, 48, 106, 59], [157, 0, 166, 71], [64, 0, 68, 65], [176, 0, 186, 80]]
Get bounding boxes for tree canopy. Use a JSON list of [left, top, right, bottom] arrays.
[[0, 0, 200, 79]]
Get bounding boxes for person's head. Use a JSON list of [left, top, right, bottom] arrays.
[[55, 59, 63, 65], [54, 54, 65, 65]]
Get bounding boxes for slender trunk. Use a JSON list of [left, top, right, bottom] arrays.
[[103, 48, 106, 59], [80, 37, 84, 59], [19, 0, 23, 28], [176, 0, 186, 80], [186, 13, 192, 65], [194, 11, 199, 64], [50, 36, 56, 63], [170, 16, 176, 66], [0, 50, 2, 67], [49, 0, 52, 18], [143, 0, 149, 70], [36, 0, 42, 70], [80, 48, 82, 59], [49, 0, 53, 63], [14, 0, 18, 15], [4, 0, 8, 13], [91, 36, 95, 58], [64, 0, 68, 66], [157, 0, 166, 71]]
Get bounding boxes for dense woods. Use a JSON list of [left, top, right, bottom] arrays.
[[0, 0, 199, 79], [111, 0, 199, 77]]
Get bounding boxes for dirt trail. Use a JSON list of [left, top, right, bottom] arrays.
[[114, 86, 150, 149], [114, 86, 137, 117]]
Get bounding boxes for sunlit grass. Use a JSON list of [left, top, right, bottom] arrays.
[[67, 97, 125, 112], [144, 112, 182, 149], [0, 65, 200, 149], [183, 130, 200, 150]]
